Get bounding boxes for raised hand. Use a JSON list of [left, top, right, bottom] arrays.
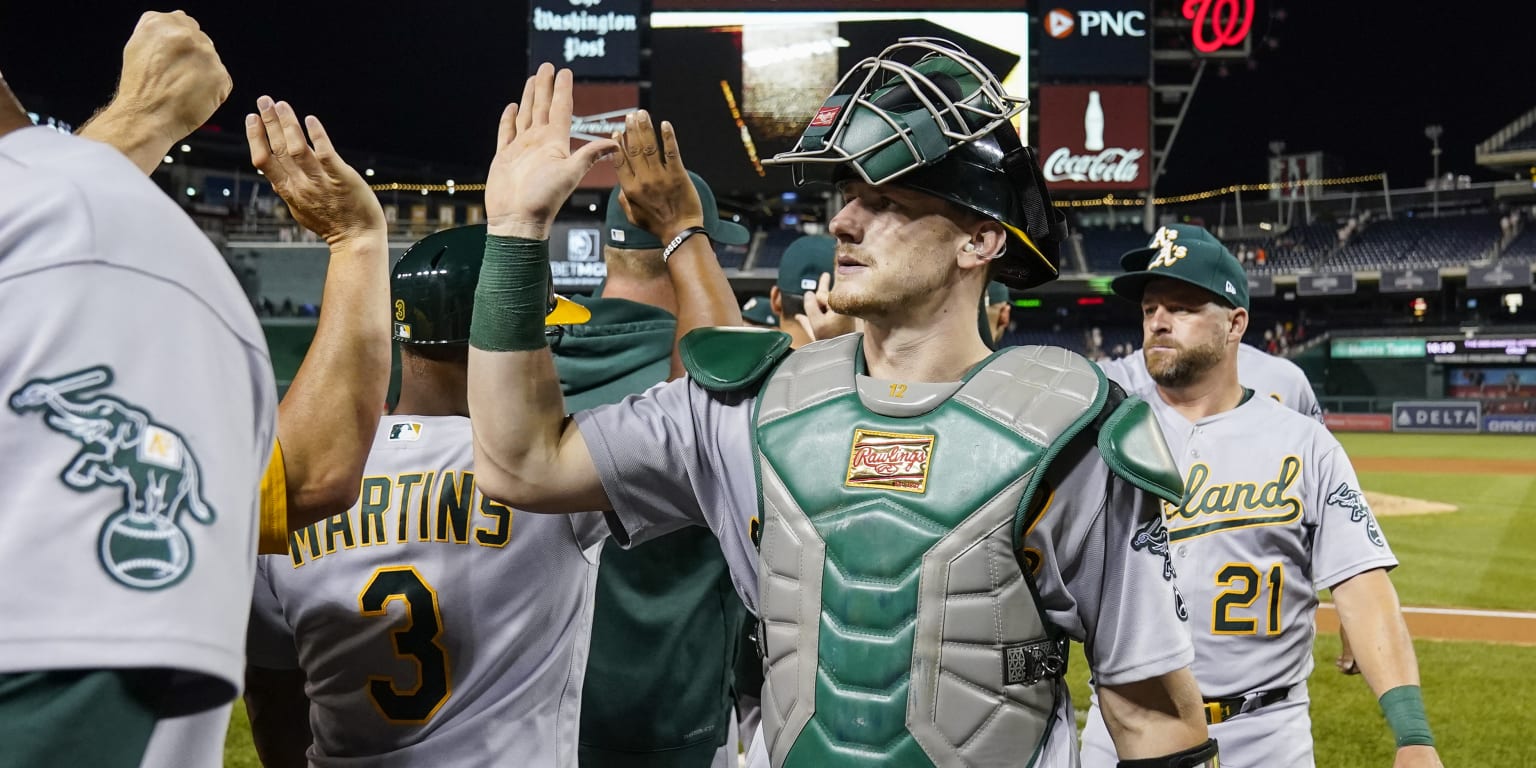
[[611, 110, 704, 243], [485, 63, 619, 240], [246, 97, 385, 247], [79, 11, 233, 173]]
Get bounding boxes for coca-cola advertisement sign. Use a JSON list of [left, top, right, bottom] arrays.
[[1037, 85, 1150, 192]]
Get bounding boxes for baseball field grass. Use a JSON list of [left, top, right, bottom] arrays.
[[222, 433, 1533, 766]]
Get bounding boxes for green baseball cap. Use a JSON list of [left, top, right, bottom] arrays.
[[603, 171, 751, 250], [985, 281, 1009, 306], [741, 295, 779, 327], [1111, 224, 1250, 310], [777, 234, 836, 296]]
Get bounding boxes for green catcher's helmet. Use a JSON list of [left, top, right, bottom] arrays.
[[764, 38, 1067, 290], [391, 224, 590, 345]]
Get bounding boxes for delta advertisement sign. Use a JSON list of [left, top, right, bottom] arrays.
[[1036, 85, 1150, 192]]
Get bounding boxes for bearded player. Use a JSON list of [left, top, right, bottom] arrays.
[[1079, 224, 1442, 768]]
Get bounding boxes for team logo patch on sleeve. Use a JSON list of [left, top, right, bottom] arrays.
[[845, 429, 935, 493], [388, 422, 423, 441], [1132, 515, 1188, 621], [1326, 482, 1385, 547], [9, 366, 215, 590]]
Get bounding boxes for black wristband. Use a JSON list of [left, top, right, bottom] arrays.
[[661, 226, 710, 263], [1117, 738, 1219, 768]]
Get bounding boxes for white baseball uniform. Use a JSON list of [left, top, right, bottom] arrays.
[[0, 127, 277, 756], [247, 415, 608, 766], [573, 370, 1195, 768], [1079, 391, 1397, 768], [1100, 343, 1322, 422]]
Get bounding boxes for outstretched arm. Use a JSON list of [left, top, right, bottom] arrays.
[[78, 11, 231, 174], [246, 98, 391, 529], [607, 111, 742, 379], [1331, 569, 1443, 768], [468, 64, 617, 513]]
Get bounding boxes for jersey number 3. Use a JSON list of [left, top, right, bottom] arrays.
[[358, 566, 453, 723], [1212, 562, 1284, 635]]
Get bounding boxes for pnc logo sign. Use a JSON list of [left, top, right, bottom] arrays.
[[1046, 8, 1147, 39]]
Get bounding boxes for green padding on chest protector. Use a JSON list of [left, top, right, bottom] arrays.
[[1095, 395, 1185, 506], [680, 327, 793, 392]]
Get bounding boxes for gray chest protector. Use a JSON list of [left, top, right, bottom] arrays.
[[753, 336, 1107, 768]]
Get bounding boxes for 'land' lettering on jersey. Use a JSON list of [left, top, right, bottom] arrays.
[[1162, 455, 1303, 541], [287, 470, 513, 566]]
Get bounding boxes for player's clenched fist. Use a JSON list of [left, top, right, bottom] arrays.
[[485, 63, 618, 240], [246, 96, 385, 247], [114, 11, 232, 145]]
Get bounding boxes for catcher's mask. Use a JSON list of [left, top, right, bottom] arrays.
[[764, 37, 1067, 290]]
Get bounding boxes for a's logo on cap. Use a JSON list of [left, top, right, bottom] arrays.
[[1046, 9, 1075, 38], [609, 227, 625, 243], [1146, 227, 1189, 269], [810, 106, 842, 127]]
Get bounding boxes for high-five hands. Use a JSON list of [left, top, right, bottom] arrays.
[[611, 110, 704, 243], [485, 63, 619, 240], [245, 97, 384, 248]]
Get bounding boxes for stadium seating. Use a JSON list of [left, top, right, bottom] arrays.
[[1325, 213, 1500, 269]]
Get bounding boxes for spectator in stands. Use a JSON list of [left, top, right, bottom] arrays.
[[1264, 328, 1279, 354], [1255, 247, 1267, 266]]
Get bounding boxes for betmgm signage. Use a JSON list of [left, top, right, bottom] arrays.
[[529, 0, 642, 79]]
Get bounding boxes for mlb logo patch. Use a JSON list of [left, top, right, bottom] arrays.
[[800, 278, 818, 291], [810, 106, 842, 127], [609, 228, 625, 243], [395, 322, 412, 340], [388, 422, 423, 442]]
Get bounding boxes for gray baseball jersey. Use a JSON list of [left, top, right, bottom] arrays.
[[0, 128, 276, 720], [574, 374, 1195, 768], [1100, 343, 1322, 422], [247, 415, 608, 766], [1080, 392, 1396, 767]]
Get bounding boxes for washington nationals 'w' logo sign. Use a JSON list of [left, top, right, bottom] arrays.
[[10, 366, 215, 590], [1327, 482, 1385, 548], [1132, 515, 1189, 621], [1182, 0, 1255, 53]]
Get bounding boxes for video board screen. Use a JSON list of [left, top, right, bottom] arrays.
[[649, 11, 1030, 195]]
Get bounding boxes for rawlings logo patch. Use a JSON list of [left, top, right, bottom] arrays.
[[845, 429, 934, 494], [809, 105, 842, 128]]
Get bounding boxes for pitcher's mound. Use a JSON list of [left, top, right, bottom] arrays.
[[1365, 491, 1457, 516]]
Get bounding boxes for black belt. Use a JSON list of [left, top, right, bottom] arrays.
[[1203, 685, 1292, 724]]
